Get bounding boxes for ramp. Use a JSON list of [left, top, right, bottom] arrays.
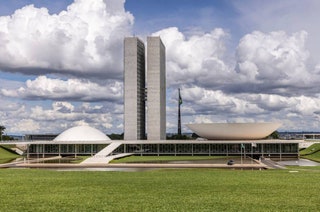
[[12, 147, 25, 156], [260, 158, 286, 169], [81, 141, 123, 164]]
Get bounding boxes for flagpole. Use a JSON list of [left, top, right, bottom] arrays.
[[178, 88, 182, 136], [241, 143, 243, 164]]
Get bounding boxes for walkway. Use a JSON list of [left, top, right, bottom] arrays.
[[0, 156, 62, 168], [8, 162, 268, 169], [260, 158, 286, 169]]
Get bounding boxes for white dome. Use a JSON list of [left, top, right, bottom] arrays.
[[54, 126, 110, 141]]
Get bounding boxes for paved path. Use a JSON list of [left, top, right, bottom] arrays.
[[4, 162, 268, 169], [81, 153, 133, 164], [260, 158, 286, 169], [0, 156, 62, 168]]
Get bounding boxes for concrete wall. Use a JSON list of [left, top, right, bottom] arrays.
[[147, 37, 166, 140], [124, 37, 146, 140]]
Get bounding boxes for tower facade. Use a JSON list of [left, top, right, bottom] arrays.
[[124, 37, 146, 140], [147, 37, 166, 140]]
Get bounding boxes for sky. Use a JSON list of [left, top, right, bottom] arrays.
[[1, 0, 320, 135]]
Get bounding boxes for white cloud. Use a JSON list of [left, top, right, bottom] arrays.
[[0, 101, 121, 134], [1, 76, 122, 102], [158, 27, 320, 133], [1, 1, 320, 134], [194, 115, 213, 124], [152, 27, 232, 87], [236, 30, 311, 84], [177, 86, 320, 132], [10, 119, 40, 133], [0, 0, 133, 78], [0, 100, 22, 112], [249, 93, 320, 115], [233, 0, 320, 62], [155, 27, 320, 97], [181, 86, 264, 115]]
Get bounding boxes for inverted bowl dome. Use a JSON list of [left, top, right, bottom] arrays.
[[186, 123, 281, 140]]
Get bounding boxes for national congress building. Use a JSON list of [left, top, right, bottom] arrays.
[[124, 37, 166, 140]]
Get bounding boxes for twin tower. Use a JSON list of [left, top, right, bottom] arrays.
[[124, 37, 166, 140]]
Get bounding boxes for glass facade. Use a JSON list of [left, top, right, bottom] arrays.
[[27, 142, 299, 159], [28, 144, 107, 156]]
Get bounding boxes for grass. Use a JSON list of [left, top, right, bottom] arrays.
[[0, 145, 20, 164], [0, 168, 319, 211], [300, 143, 320, 155], [111, 155, 232, 163], [301, 151, 320, 162], [300, 143, 320, 162]]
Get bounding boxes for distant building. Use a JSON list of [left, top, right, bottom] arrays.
[[24, 134, 57, 141]]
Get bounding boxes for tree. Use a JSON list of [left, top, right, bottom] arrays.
[[166, 134, 188, 140], [0, 125, 6, 141], [268, 131, 279, 139], [107, 133, 124, 140], [191, 133, 199, 139]]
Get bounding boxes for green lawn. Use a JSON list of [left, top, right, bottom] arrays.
[[0, 145, 20, 164], [301, 150, 320, 162], [0, 168, 319, 211], [300, 143, 320, 155], [300, 143, 320, 162]]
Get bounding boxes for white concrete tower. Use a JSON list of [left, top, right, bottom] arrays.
[[147, 37, 166, 140], [124, 37, 146, 140]]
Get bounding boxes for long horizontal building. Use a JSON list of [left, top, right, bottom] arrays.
[[1, 125, 301, 160], [2, 139, 300, 160]]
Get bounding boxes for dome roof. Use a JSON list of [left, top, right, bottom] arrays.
[[54, 126, 110, 141]]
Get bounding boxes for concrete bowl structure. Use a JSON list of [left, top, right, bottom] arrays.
[[186, 123, 281, 140]]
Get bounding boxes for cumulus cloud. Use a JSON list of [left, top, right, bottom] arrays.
[[0, 0, 133, 78], [233, 30, 320, 95], [156, 27, 320, 132], [152, 27, 232, 87], [1, 0, 320, 134], [232, 0, 320, 62], [237, 31, 309, 81], [0, 100, 122, 134], [181, 86, 264, 115], [155, 27, 319, 97], [10, 119, 40, 133], [1, 76, 122, 102], [176, 85, 320, 131]]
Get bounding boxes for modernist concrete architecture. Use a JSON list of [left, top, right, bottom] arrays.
[[186, 123, 282, 140], [16, 124, 300, 161], [124, 36, 166, 140], [147, 37, 166, 140], [124, 37, 146, 140], [54, 126, 110, 142]]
